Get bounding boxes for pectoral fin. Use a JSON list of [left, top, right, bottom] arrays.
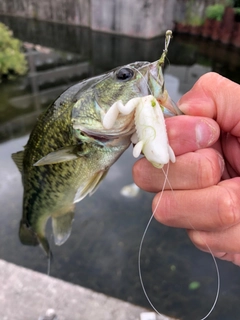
[[33, 146, 85, 166], [52, 210, 74, 246], [74, 170, 108, 203]]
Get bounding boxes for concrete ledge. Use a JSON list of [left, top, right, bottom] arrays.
[[0, 259, 176, 320]]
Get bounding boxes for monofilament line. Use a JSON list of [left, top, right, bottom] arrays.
[[138, 164, 169, 316], [189, 223, 220, 320], [138, 162, 220, 319]]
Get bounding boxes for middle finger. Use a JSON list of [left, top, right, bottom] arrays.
[[152, 178, 240, 231], [133, 148, 224, 192]]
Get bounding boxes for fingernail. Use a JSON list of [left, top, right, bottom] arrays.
[[178, 103, 190, 114], [195, 119, 217, 148]]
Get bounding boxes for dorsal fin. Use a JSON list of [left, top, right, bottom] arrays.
[[12, 151, 24, 173]]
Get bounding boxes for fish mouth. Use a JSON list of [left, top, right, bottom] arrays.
[[77, 128, 133, 149], [73, 123, 135, 146], [81, 131, 115, 143]]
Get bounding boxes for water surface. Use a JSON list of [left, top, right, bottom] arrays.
[[1, 15, 240, 320]]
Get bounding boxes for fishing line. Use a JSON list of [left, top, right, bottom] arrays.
[[163, 175, 221, 320], [138, 161, 220, 320], [162, 169, 220, 320], [186, 222, 220, 320], [138, 163, 170, 317], [131, 64, 153, 97]]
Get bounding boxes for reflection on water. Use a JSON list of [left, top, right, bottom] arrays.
[[1, 15, 240, 320]]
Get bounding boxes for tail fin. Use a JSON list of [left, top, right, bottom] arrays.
[[19, 219, 52, 258]]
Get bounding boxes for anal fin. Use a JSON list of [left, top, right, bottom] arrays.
[[52, 209, 74, 246]]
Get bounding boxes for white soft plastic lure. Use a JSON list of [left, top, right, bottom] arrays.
[[103, 95, 175, 168]]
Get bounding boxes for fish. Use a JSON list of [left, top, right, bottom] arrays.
[[12, 31, 181, 257]]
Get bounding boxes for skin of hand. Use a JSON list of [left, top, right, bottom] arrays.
[[132, 72, 240, 266]]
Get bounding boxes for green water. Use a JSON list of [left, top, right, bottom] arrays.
[[1, 15, 240, 320]]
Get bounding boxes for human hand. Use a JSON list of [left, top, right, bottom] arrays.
[[133, 72, 240, 266]]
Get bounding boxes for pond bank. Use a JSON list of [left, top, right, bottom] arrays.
[[174, 7, 240, 48], [0, 259, 175, 320]]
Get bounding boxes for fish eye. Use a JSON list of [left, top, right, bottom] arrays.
[[115, 67, 134, 81]]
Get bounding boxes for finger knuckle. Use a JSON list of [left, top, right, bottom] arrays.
[[217, 187, 240, 228], [153, 193, 174, 225], [196, 150, 221, 188]]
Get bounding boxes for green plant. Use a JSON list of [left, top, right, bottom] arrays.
[[0, 22, 27, 80], [188, 15, 204, 26], [205, 4, 225, 21], [224, 0, 234, 6], [178, 0, 204, 26]]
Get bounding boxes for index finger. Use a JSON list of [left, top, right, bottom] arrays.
[[178, 72, 240, 136]]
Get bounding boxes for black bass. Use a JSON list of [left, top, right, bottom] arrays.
[[12, 31, 180, 256]]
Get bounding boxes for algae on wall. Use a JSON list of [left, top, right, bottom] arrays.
[[174, 0, 224, 25], [0, 0, 175, 39]]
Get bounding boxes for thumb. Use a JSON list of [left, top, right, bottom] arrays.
[[178, 72, 240, 136]]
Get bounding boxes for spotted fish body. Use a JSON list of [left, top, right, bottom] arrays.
[[12, 57, 178, 256]]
